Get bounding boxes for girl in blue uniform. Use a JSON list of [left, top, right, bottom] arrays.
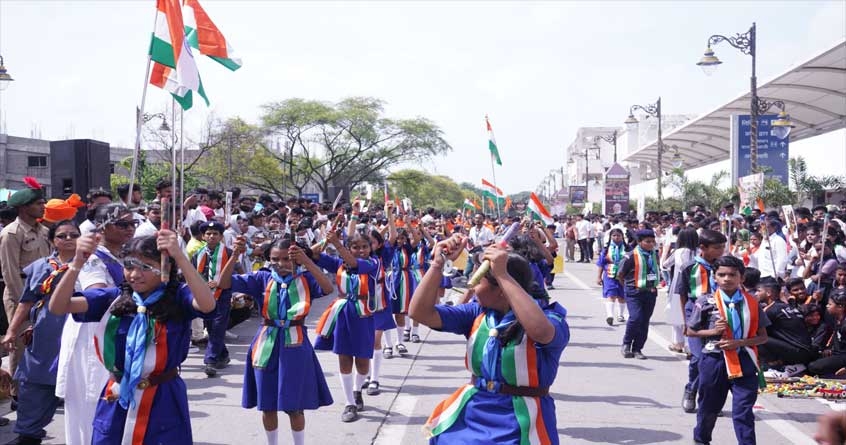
[[596, 228, 628, 326], [224, 238, 334, 445], [48, 230, 217, 445], [314, 230, 378, 422], [1, 220, 79, 445], [410, 234, 570, 445], [365, 228, 397, 395]]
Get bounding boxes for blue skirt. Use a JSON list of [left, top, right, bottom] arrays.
[[373, 309, 397, 331], [430, 390, 558, 445], [243, 329, 333, 412], [314, 300, 375, 359], [602, 276, 624, 299]]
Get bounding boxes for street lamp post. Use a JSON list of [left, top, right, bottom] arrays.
[[696, 23, 762, 170], [625, 97, 663, 200], [592, 130, 618, 163]]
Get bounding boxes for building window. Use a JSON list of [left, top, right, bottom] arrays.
[[110, 163, 115, 174], [27, 156, 47, 168]]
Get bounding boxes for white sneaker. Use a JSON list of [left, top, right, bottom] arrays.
[[763, 369, 787, 379], [784, 364, 807, 377]]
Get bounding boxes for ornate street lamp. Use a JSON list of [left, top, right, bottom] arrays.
[[0, 55, 13, 91], [697, 23, 769, 171], [625, 97, 664, 200], [592, 130, 618, 162]]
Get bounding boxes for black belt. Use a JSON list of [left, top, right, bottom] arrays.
[[109, 367, 179, 400], [471, 376, 549, 397]]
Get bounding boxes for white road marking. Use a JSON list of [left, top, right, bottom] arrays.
[[373, 394, 419, 445], [567, 268, 819, 444]]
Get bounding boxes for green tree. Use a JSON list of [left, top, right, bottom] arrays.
[[789, 156, 846, 205], [261, 97, 452, 198], [667, 168, 736, 213], [387, 169, 467, 212], [110, 151, 197, 202]]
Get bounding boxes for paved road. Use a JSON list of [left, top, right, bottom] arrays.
[[0, 260, 838, 444]]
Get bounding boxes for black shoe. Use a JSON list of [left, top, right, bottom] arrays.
[[214, 356, 231, 369], [341, 405, 358, 422], [360, 377, 370, 391], [192, 338, 209, 347], [353, 390, 364, 410], [633, 350, 647, 360], [5, 436, 42, 445], [606, 317, 614, 326], [9, 396, 17, 412], [682, 389, 696, 413], [204, 363, 217, 377], [621, 344, 634, 359], [0, 417, 8, 427], [693, 441, 710, 445], [396, 343, 408, 356], [366, 381, 380, 396]]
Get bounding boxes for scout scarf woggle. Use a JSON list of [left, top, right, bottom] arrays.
[[120, 286, 166, 409]]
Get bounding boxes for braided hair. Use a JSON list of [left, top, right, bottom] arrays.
[[110, 236, 183, 322]]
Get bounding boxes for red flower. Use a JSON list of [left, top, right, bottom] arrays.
[[23, 177, 43, 190]]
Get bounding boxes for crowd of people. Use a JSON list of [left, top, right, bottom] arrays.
[[3, 172, 846, 444], [0, 176, 568, 445]]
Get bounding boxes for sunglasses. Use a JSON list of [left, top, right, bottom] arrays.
[[113, 220, 140, 229], [54, 233, 81, 240], [122, 257, 162, 275]]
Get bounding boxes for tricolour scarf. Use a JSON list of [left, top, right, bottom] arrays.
[[713, 288, 763, 386], [689, 256, 716, 300], [251, 270, 311, 369], [632, 246, 659, 290], [120, 286, 166, 409], [605, 242, 625, 278], [196, 244, 230, 300]]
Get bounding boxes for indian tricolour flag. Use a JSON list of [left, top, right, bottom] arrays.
[[485, 115, 502, 166], [463, 198, 479, 210], [481, 178, 505, 205], [149, 0, 208, 110], [528, 192, 554, 225], [183, 0, 242, 71]]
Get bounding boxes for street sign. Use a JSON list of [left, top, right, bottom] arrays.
[[731, 114, 789, 185], [569, 186, 586, 207], [301, 193, 320, 203]]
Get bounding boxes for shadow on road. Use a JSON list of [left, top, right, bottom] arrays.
[[552, 392, 672, 408], [567, 342, 621, 349], [559, 426, 683, 443], [559, 361, 650, 371]]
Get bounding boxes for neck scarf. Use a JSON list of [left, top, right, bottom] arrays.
[[481, 309, 519, 384], [40, 257, 69, 295], [633, 246, 658, 289], [690, 256, 716, 299], [606, 242, 624, 277], [713, 288, 763, 385], [120, 286, 166, 409]]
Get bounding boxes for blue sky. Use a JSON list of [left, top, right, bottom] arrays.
[[1, 1, 843, 193]]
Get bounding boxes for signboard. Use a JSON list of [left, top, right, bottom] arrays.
[[569, 185, 586, 207], [301, 193, 320, 203], [737, 172, 764, 213], [731, 114, 789, 185], [604, 163, 630, 215]]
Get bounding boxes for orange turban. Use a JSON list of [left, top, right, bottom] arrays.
[[43, 194, 84, 223]]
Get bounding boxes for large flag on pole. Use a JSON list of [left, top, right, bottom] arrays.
[[183, 0, 242, 71], [149, 0, 207, 110], [481, 178, 505, 205], [528, 192, 554, 225], [485, 115, 502, 166]]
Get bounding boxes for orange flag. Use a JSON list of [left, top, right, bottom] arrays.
[[504, 196, 513, 212]]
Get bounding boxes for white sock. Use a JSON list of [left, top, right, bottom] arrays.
[[383, 329, 394, 348], [395, 328, 405, 343], [617, 301, 627, 318], [604, 301, 614, 318], [292, 430, 305, 445], [411, 324, 419, 335], [354, 369, 368, 390], [339, 372, 355, 406], [370, 352, 382, 382], [265, 429, 278, 445]]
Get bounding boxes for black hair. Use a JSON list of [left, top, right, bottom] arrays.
[[757, 276, 781, 297], [116, 183, 141, 200], [490, 252, 548, 345], [110, 236, 183, 322], [812, 205, 828, 214], [370, 230, 385, 256], [93, 203, 131, 224], [48, 220, 80, 242], [155, 179, 172, 191], [229, 187, 241, 200], [785, 277, 806, 290], [270, 238, 313, 259], [189, 220, 205, 237], [509, 234, 546, 264], [87, 188, 113, 201], [801, 302, 823, 319], [346, 231, 373, 252], [676, 227, 699, 251], [0, 204, 16, 222], [831, 289, 846, 306], [207, 190, 223, 202], [698, 229, 727, 247], [714, 255, 745, 273], [743, 267, 761, 290]]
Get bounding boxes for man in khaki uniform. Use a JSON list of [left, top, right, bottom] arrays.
[[0, 178, 50, 402]]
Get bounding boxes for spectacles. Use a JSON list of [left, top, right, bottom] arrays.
[[54, 233, 81, 240], [113, 220, 140, 229], [122, 258, 162, 275]]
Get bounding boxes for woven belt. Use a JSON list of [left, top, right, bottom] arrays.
[[264, 318, 305, 327], [109, 367, 179, 398], [471, 376, 549, 397]]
